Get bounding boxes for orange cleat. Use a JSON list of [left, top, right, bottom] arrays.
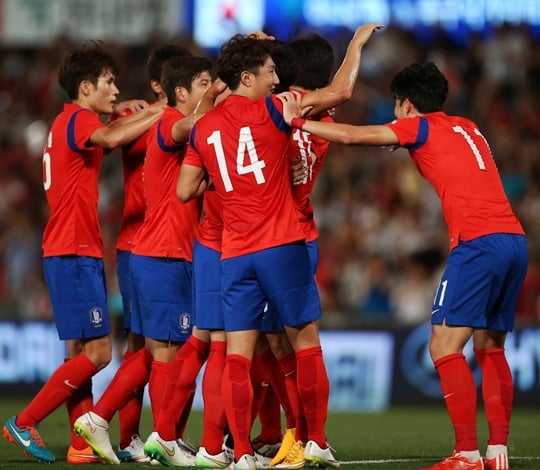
[[66, 445, 101, 464], [421, 451, 484, 470]]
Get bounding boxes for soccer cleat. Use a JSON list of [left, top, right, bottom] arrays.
[[421, 451, 484, 470], [270, 428, 295, 466], [74, 411, 120, 464], [118, 434, 150, 462], [178, 437, 198, 456], [484, 454, 509, 470], [252, 435, 281, 465], [3, 416, 56, 463], [66, 445, 101, 464], [275, 440, 306, 469], [223, 434, 235, 461], [144, 431, 196, 466], [196, 446, 232, 468], [303, 440, 340, 468], [227, 453, 263, 470]]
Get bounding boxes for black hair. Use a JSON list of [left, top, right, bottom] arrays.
[[161, 55, 213, 106], [217, 35, 275, 90], [147, 44, 193, 83], [288, 34, 335, 90], [58, 40, 118, 100], [389, 62, 449, 113]]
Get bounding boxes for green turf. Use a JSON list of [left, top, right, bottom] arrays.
[[0, 399, 539, 469]]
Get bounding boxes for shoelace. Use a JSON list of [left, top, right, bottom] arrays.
[[28, 427, 46, 448], [283, 442, 305, 464]]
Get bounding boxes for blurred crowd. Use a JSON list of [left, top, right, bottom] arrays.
[[1, 24, 539, 329]]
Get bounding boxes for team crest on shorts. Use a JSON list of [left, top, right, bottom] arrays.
[[89, 307, 104, 327], [179, 312, 191, 332]]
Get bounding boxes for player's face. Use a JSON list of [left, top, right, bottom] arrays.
[[252, 57, 279, 98], [185, 71, 213, 112], [88, 70, 120, 114]]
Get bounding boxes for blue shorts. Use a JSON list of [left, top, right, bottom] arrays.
[[193, 239, 224, 330], [260, 240, 320, 334], [130, 254, 193, 342], [43, 256, 111, 340], [431, 234, 528, 331], [221, 242, 321, 332], [117, 250, 137, 332]]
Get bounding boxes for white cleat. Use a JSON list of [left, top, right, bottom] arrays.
[[303, 441, 339, 468], [196, 446, 232, 468], [144, 431, 196, 466], [74, 411, 120, 464], [227, 453, 263, 470], [118, 434, 150, 462]]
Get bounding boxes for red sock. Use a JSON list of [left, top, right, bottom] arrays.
[[93, 347, 152, 423], [65, 364, 93, 450], [149, 360, 170, 425], [296, 346, 328, 447], [250, 351, 270, 426], [156, 336, 209, 440], [267, 352, 295, 430], [279, 352, 307, 441], [258, 385, 282, 443], [201, 341, 227, 455], [118, 349, 152, 448], [435, 353, 478, 451], [222, 354, 253, 460], [474, 348, 513, 446], [17, 353, 97, 427], [176, 386, 196, 439]]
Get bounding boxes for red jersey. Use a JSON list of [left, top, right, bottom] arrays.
[[290, 114, 332, 242], [42, 103, 105, 258], [111, 110, 147, 252], [132, 106, 201, 260], [197, 186, 223, 252], [386, 112, 524, 250], [184, 95, 303, 259]]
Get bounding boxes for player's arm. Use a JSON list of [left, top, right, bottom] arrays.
[[177, 163, 208, 202], [111, 99, 150, 116], [300, 23, 384, 117], [91, 99, 166, 149], [171, 79, 228, 144], [280, 92, 399, 147]]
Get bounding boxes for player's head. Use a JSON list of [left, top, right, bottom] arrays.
[[217, 35, 278, 96], [272, 41, 298, 93], [390, 62, 448, 114], [288, 34, 335, 90], [58, 41, 118, 100], [147, 44, 194, 97], [161, 55, 213, 108]]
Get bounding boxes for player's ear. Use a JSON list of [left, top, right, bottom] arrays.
[[240, 70, 253, 87]]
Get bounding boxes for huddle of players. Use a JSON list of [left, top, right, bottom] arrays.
[[2, 22, 383, 469]]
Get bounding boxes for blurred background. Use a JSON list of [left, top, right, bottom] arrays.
[[0, 0, 539, 411]]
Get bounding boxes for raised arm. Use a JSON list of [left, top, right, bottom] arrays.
[[91, 99, 166, 149], [171, 79, 229, 144], [300, 23, 384, 117]]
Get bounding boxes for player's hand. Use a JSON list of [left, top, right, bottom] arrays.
[[112, 99, 150, 116], [351, 23, 384, 47], [247, 31, 276, 41], [291, 156, 308, 186], [277, 91, 303, 125]]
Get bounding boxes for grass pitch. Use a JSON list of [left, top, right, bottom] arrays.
[[0, 399, 539, 469]]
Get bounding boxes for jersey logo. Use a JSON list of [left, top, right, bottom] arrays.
[[179, 312, 191, 332], [89, 307, 104, 328]]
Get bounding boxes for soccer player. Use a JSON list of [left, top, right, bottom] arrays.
[[263, 33, 337, 470], [177, 22, 383, 470], [74, 54, 223, 465], [279, 62, 527, 470], [81, 45, 195, 464], [2, 41, 165, 464]]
